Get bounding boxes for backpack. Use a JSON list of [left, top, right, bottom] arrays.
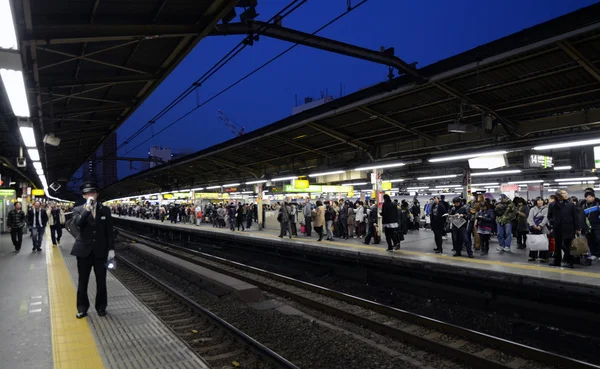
[[65, 217, 80, 239]]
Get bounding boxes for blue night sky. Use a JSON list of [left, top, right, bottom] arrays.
[[115, 0, 597, 178]]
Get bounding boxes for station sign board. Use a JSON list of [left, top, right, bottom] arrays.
[[528, 154, 553, 168], [32, 189, 45, 196], [0, 189, 16, 197]]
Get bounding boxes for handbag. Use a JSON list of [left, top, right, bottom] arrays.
[[527, 234, 549, 251], [570, 235, 590, 256]]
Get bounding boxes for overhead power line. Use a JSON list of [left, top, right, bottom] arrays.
[[117, 0, 308, 152], [123, 0, 369, 156]]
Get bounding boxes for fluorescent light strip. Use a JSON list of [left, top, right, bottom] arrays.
[[434, 184, 462, 188], [35, 168, 44, 175], [341, 182, 367, 186], [32, 161, 42, 170], [471, 182, 499, 186], [471, 170, 522, 177], [271, 176, 297, 181], [245, 180, 267, 184], [1, 69, 30, 117], [354, 162, 405, 171], [192, 187, 204, 191], [554, 177, 598, 182], [222, 183, 240, 187], [308, 170, 345, 177], [389, 179, 405, 182], [507, 180, 544, 184], [554, 166, 572, 171], [241, 191, 254, 194], [19, 126, 36, 147], [555, 181, 595, 186], [407, 187, 429, 190], [533, 138, 600, 151], [416, 174, 457, 180], [428, 150, 507, 163], [206, 185, 221, 189], [0, 1, 19, 50], [28, 148, 40, 161]]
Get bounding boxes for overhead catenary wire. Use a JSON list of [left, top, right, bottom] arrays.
[[123, 0, 369, 156], [117, 0, 308, 151]]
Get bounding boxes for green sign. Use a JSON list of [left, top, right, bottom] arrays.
[[284, 184, 323, 193], [0, 189, 16, 197]]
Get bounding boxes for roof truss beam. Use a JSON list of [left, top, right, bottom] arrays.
[[557, 40, 600, 82], [38, 74, 160, 89], [357, 106, 435, 141], [307, 122, 372, 153]]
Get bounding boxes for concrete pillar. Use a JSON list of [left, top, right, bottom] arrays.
[[256, 184, 263, 230], [374, 169, 382, 237]]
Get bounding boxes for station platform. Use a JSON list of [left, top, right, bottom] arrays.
[[114, 216, 600, 291], [0, 229, 210, 369]]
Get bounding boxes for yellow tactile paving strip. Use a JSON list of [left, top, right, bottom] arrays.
[[46, 238, 106, 369]]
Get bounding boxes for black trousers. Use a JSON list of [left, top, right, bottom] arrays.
[[10, 229, 23, 249], [290, 222, 297, 236], [433, 229, 444, 251], [384, 227, 399, 249], [50, 225, 62, 245], [304, 217, 312, 236], [516, 229, 528, 247], [553, 236, 573, 265], [479, 233, 491, 253], [76, 251, 108, 313]]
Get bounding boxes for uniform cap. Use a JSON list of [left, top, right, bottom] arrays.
[[80, 181, 98, 194]]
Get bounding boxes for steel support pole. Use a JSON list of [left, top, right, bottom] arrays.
[[375, 169, 383, 238]]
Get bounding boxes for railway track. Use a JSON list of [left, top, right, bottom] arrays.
[[112, 252, 298, 369], [116, 226, 600, 369]]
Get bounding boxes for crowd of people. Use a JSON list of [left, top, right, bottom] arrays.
[[109, 187, 600, 269], [6, 200, 69, 252]]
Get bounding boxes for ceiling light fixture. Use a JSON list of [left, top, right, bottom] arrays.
[[206, 185, 221, 189], [271, 176, 297, 181], [32, 161, 42, 170], [0, 0, 18, 50], [222, 183, 240, 187], [507, 180, 544, 184], [428, 150, 508, 163], [389, 179, 405, 182], [245, 180, 267, 184], [416, 174, 458, 180], [434, 184, 462, 188], [553, 166, 572, 171], [192, 187, 204, 191], [1, 69, 30, 117], [308, 170, 345, 177], [533, 138, 600, 151], [554, 177, 598, 182], [19, 126, 36, 147], [27, 148, 40, 161], [471, 182, 499, 186], [471, 169, 522, 177], [341, 182, 367, 186], [354, 162, 405, 171]]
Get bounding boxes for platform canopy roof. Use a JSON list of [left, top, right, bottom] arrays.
[[100, 3, 600, 200], [0, 0, 238, 193]]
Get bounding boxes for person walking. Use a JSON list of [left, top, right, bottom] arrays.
[[312, 200, 325, 241], [7, 201, 26, 252], [48, 202, 65, 247], [27, 200, 48, 252], [548, 189, 580, 268], [70, 181, 115, 318]]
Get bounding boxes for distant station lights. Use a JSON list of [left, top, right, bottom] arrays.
[[533, 138, 600, 151], [354, 162, 405, 171], [308, 170, 345, 177], [428, 150, 508, 163], [471, 170, 522, 177]]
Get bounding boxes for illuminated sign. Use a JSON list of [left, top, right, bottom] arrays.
[[0, 189, 16, 197], [382, 182, 392, 191], [529, 154, 553, 168], [194, 192, 231, 199], [32, 189, 45, 196], [295, 179, 309, 189], [283, 185, 353, 193], [163, 194, 173, 199]]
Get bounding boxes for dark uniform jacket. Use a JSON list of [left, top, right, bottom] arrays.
[[7, 209, 26, 229], [70, 203, 114, 259], [27, 208, 48, 227], [548, 200, 580, 239]]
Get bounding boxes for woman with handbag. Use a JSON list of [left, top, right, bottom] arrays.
[[527, 197, 549, 262]]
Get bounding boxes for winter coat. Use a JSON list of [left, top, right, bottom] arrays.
[[325, 205, 336, 222], [355, 205, 365, 223], [347, 206, 355, 226], [278, 205, 291, 223], [583, 199, 600, 229], [476, 209, 495, 234], [527, 205, 549, 234], [7, 209, 26, 229], [303, 204, 312, 219], [399, 206, 410, 234], [548, 200, 581, 239], [28, 208, 48, 227], [449, 205, 469, 229], [338, 204, 348, 221], [367, 205, 378, 225], [430, 203, 447, 231], [313, 205, 325, 227], [516, 205, 530, 232], [495, 199, 517, 225], [381, 201, 398, 225], [48, 208, 66, 226]]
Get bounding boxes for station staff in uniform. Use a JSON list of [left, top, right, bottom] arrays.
[[71, 181, 115, 318]]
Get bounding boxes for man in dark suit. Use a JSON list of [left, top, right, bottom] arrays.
[[70, 181, 115, 318], [27, 200, 48, 252]]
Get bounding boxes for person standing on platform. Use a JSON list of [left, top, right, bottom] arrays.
[[381, 194, 400, 251], [449, 197, 474, 258], [70, 181, 114, 318], [431, 196, 447, 253], [584, 189, 600, 263], [169, 205, 178, 223], [363, 200, 379, 245], [515, 198, 530, 250], [27, 200, 48, 252], [527, 197, 549, 262], [7, 201, 26, 252], [278, 201, 292, 238], [355, 201, 365, 238], [312, 200, 325, 241], [289, 203, 298, 237], [303, 200, 312, 237], [48, 202, 65, 247], [495, 194, 517, 252], [236, 203, 245, 231], [324, 201, 336, 241], [246, 204, 253, 230], [548, 188, 580, 268], [338, 200, 348, 239], [476, 201, 495, 256], [347, 201, 355, 239]]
